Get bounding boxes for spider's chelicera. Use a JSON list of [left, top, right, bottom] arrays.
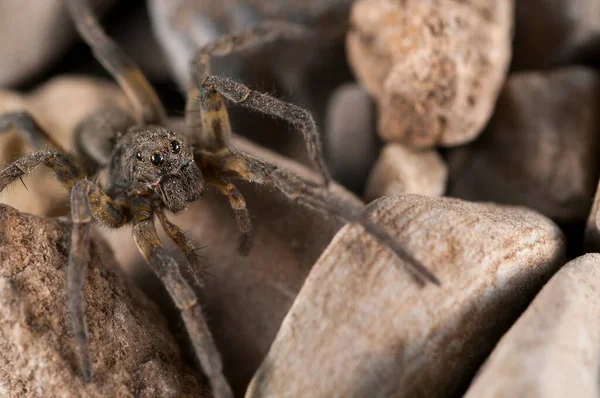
[[0, 1, 439, 397]]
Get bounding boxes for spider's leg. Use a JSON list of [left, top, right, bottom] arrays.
[[205, 175, 253, 255], [69, 179, 128, 382], [185, 21, 309, 151], [0, 151, 83, 192], [65, 0, 165, 124], [0, 111, 65, 151], [155, 207, 208, 287], [202, 75, 331, 186], [209, 151, 439, 286], [133, 214, 232, 398], [74, 107, 137, 168]]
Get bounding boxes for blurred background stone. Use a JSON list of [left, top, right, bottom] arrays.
[[248, 194, 566, 398], [325, 83, 379, 194], [0, 204, 207, 397], [464, 254, 600, 398], [448, 67, 600, 223], [512, 0, 600, 70], [364, 144, 447, 202], [0, 0, 115, 88], [347, 0, 513, 148]]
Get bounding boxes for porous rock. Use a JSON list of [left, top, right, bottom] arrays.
[[448, 67, 600, 223], [0, 76, 130, 217], [325, 83, 378, 192], [464, 254, 600, 398], [347, 0, 513, 148], [0, 204, 207, 397], [0, 0, 115, 87], [364, 143, 447, 202], [247, 194, 566, 398], [513, 0, 600, 70]]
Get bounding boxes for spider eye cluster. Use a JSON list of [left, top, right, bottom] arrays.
[[135, 140, 181, 166], [171, 140, 181, 154]]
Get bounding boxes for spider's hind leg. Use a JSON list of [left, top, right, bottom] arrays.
[[0, 111, 64, 151]]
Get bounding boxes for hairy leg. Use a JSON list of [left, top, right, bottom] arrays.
[[202, 75, 331, 186], [205, 175, 253, 255], [65, 0, 165, 125], [68, 179, 128, 381], [133, 215, 232, 398], [209, 151, 439, 286], [185, 21, 308, 150], [0, 150, 83, 192], [155, 207, 208, 287], [0, 111, 65, 152]]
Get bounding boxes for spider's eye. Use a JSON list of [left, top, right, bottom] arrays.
[[170, 140, 181, 154], [151, 152, 164, 166], [136, 151, 143, 161]]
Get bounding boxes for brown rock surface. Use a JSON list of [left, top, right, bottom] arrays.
[[449, 67, 600, 222], [247, 194, 566, 398], [347, 0, 513, 148], [513, 0, 600, 70], [365, 143, 447, 202], [0, 204, 207, 397], [464, 254, 600, 398]]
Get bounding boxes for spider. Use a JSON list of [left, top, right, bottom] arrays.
[[0, 0, 439, 397]]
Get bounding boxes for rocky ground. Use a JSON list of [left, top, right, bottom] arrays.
[[0, 0, 600, 397]]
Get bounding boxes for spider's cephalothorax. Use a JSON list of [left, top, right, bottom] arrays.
[[0, 1, 440, 397], [109, 127, 203, 213]]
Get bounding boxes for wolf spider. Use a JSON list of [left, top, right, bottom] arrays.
[[0, 0, 439, 397]]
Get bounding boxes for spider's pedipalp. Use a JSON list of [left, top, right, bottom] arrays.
[[133, 216, 232, 398], [65, 0, 165, 125]]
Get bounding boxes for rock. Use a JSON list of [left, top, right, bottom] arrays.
[[0, 76, 131, 217], [247, 195, 566, 398], [584, 181, 600, 252], [347, 0, 513, 148], [448, 67, 600, 223], [102, 129, 360, 396], [513, 0, 600, 70], [0, 0, 115, 87], [464, 254, 600, 398], [325, 83, 379, 193], [0, 204, 207, 397], [364, 143, 447, 202]]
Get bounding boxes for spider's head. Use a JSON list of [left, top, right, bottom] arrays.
[[130, 127, 203, 213]]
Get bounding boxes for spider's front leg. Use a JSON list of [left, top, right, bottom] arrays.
[[69, 179, 128, 381], [184, 22, 331, 185], [0, 111, 64, 151], [133, 209, 232, 398], [208, 151, 440, 286]]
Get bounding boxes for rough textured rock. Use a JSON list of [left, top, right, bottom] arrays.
[[0, 0, 115, 87], [247, 195, 566, 398], [365, 143, 447, 202], [449, 67, 600, 223], [347, 0, 513, 148], [325, 83, 379, 193], [464, 254, 600, 398], [0, 76, 130, 217], [102, 130, 360, 396], [0, 204, 207, 397], [513, 0, 600, 70]]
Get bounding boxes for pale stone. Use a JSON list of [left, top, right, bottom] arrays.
[[347, 0, 513, 148], [365, 143, 447, 202], [465, 254, 600, 398], [247, 195, 566, 398]]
